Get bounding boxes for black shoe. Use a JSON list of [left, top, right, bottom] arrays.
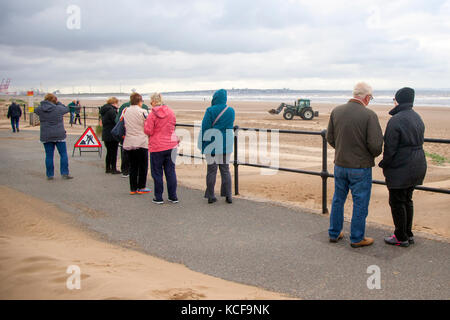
[[208, 197, 217, 204], [111, 170, 121, 175], [168, 197, 179, 203], [62, 175, 74, 180], [225, 196, 232, 204], [408, 236, 415, 244], [105, 168, 112, 174], [152, 198, 164, 204]]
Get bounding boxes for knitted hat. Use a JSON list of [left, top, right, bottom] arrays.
[[395, 87, 415, 104]]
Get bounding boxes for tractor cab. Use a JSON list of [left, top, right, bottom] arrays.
[[295, 99, 310, 109]]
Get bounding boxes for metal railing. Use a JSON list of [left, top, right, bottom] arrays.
[[175, 123, 450, 214], [22, 105, 101, 128]]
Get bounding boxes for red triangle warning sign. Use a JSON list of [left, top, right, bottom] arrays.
[[74, 127, 102, 148]]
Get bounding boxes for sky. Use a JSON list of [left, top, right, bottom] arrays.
[[1, 0, 450, 93]]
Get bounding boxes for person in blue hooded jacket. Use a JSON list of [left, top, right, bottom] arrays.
[[198, 89, 235, 204]]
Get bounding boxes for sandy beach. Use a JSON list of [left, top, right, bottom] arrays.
[[0, 96, 449, 300], [0, 186, 291, 300]]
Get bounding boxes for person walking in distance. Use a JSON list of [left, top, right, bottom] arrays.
[[379, 87, 427, 247], [7, 100, 22, 132], [68, 100, 76, 126], [74, 100, 82, 125], [327, 82, 383, 248]]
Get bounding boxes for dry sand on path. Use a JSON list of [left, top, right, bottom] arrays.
[[0, 186, 292, 300]]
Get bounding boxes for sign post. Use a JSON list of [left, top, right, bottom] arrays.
[[27, 91, 36, 125], [72, 126, 102, 157]]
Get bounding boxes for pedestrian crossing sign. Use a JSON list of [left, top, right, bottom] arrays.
[[72, 126, 102, 157]]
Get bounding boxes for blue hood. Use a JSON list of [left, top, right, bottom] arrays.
[[211, 89, 227, 106]]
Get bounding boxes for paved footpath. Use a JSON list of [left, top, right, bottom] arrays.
[[0, 129, 449, 299]]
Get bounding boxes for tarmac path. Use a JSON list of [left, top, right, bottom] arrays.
[[0, 129, 448, 299]]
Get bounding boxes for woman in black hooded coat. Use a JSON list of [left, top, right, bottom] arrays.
[[379, 87, 427, 247], [100, 97, 120, 174]]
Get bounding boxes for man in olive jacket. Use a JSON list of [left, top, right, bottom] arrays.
[[327, 82, 383, 248]]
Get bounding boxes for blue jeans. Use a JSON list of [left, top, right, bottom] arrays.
[[69, 112, 75, 125], [11, 117, 19, 132], [329, 165, 372, 243], [150, 148, 177, 201], [43, 142, 69, 178]]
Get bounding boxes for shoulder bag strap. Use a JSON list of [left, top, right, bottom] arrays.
[[212, 105, 230, 127]]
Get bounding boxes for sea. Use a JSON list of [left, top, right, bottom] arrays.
[[53, 89, 450, 107]]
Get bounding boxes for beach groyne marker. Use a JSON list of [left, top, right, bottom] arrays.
[[72, 126, 102, 158]]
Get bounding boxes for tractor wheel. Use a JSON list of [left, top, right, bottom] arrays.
[[301, 108, 314, 120], [283, 111, 294, 120]]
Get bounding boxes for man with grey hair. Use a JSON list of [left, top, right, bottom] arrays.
[[326, 82, 383, 248]]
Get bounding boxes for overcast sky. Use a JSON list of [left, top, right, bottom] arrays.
[[1, 0, 449, 93]]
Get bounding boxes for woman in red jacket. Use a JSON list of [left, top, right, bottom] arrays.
[[144, 93, 179, 204]]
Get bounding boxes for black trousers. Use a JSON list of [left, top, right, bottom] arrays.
[[120, 145, 129, 175], [388, 187, 415, 242], [104, 141, 119, 172], [127, 148, 148, 192]]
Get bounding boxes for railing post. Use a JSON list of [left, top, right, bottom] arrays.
[[83, 106, 86, 128], [234, 125, 239, 195], [23, 104, 26, 121], [320, 129, 329, 214]]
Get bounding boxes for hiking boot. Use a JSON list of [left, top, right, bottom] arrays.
[[350, 237, 374, 248], [384, 235, 409, 247], [329, 232, 344, 243], [62, 175, 74, 180]]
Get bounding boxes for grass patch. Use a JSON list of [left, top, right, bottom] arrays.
[[425, 151, 448, 165]]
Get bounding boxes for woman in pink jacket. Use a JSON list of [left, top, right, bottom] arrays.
[[144, 93, 179, 204]]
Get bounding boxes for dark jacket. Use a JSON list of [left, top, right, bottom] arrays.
[[379, 103, 427, 189], [327, 99, 383, 168], [68, 102, 76, 113], [198, 89, 235, 155], [34, 100, 69, 142], [100, 103, 118, 142], [7, 102, 22, 118]]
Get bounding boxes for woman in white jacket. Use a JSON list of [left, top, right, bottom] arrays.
[[122, 93, 150, 194]]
